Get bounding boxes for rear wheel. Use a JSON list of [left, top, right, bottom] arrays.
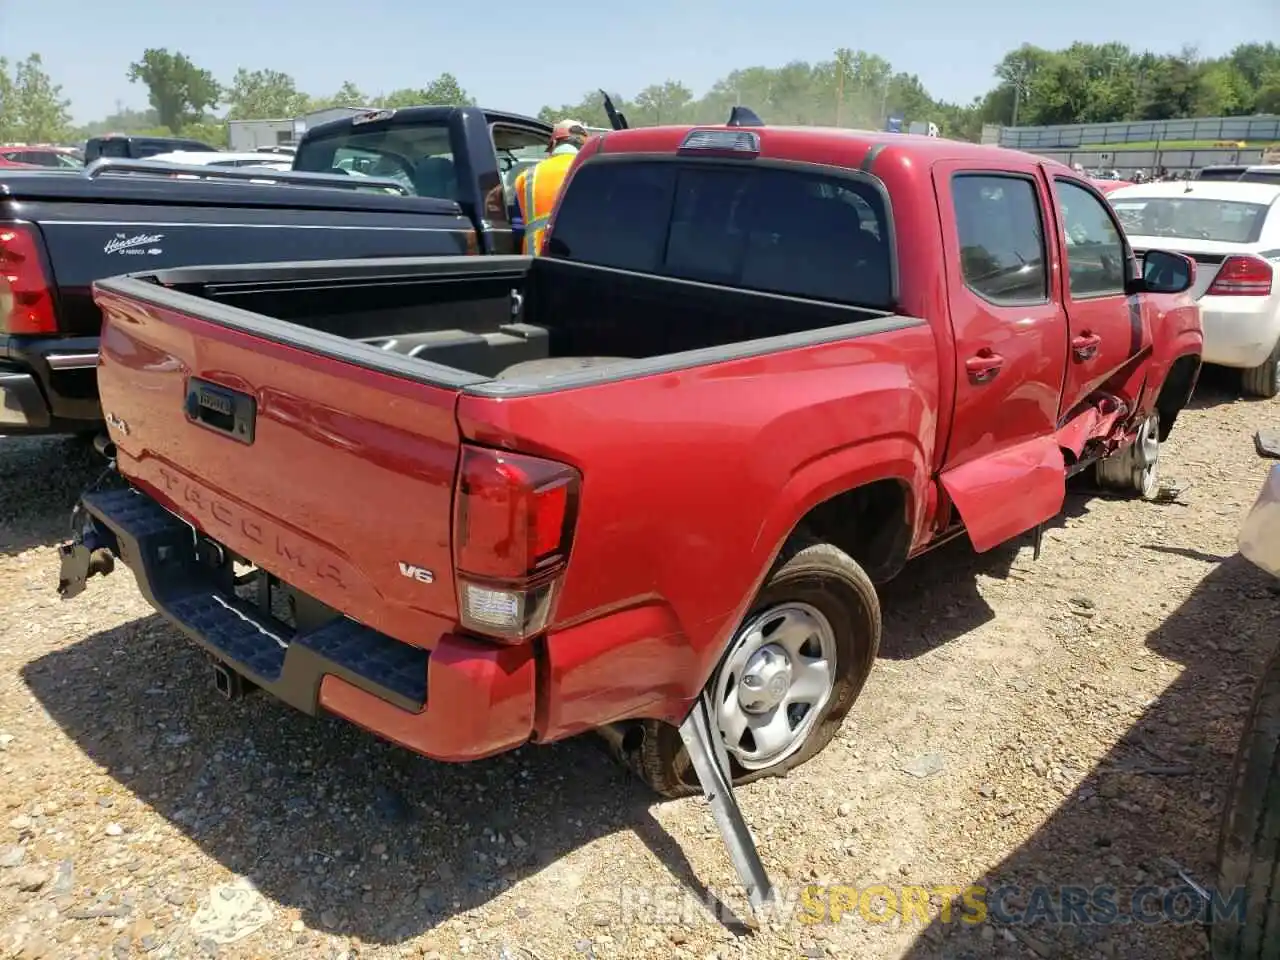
[[1241, 341, 1280, 400], [1095, 410, 1161, 499], [626, 538, 880, 799], [1210, 640, 1280, 960]]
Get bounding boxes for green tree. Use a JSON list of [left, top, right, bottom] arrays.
[[0, 54, 73, 142], [313, 80, 368, 110], [376, 73, 474, 109], [630, 80, 694, 125], [536, 90, 616, 128], [127, 49, 219, 133], [223, 68, 311, 120], [0, 58, 16, 142]]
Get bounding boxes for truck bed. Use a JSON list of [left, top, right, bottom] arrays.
[[105, 254, 898, 392]]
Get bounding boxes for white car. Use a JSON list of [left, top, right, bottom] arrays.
[[146, 150, 294, 172], [1109, 180, 1280, 398]]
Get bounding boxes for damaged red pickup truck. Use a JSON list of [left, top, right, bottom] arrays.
[[58, 123, 1203, 803]]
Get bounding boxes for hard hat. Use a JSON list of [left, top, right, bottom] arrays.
[[550, 119, 588, 147]]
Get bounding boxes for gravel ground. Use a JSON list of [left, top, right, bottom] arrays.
[[1, 370, 1278, 960]]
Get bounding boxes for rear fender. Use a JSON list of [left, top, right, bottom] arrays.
[[939, 435, 1066, 553], [750, 435, 931, 573]]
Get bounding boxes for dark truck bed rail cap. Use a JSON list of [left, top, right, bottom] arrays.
[[83, 158, 413, 196]]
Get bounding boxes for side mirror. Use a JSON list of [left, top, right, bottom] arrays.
[[1135, 249, 1196, 295]]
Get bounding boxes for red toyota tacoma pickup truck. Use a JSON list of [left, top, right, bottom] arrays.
[[57, 123, 1204, 802]]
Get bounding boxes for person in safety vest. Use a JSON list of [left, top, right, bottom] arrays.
[[514, 118, 588, 255]]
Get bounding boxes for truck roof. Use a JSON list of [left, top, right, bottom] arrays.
[[302, 105, 550, 143], [591, 123, 1050, 169]]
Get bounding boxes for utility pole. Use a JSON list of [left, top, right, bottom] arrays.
[[1010, 73, 1028, 127]]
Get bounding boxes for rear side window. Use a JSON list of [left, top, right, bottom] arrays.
[[546, 160, 894, 309], [951, 174, 1048, 305], [93, 139, 130, 160]]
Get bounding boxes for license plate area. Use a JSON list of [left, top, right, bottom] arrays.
[[184, 378, 256, 444], [231, 559, 341, 635]]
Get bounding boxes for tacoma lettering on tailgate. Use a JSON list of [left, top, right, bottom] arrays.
[[156, 465, 347, 589]]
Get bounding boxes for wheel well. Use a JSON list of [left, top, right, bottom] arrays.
[[1155, 354, 1201, 442], [793, 479, 912, 584]]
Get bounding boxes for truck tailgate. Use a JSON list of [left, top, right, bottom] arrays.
[[92, 284, 463, 649]]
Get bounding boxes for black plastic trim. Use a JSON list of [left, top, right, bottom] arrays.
[[74, 487, 428, 714], [860, 143, 888, 171], [0, 370, 52, 429]]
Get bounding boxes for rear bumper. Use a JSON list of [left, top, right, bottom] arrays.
[[59, 487, 537, 762], [0, 335, 103, 435], [0, 370, 51, 430], [1199, 299, 1280, 369]]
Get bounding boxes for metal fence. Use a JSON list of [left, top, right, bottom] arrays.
[[1026, 146, 1267, 176], [999, 116, 1280, 149]]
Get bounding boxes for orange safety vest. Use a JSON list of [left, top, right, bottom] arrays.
[[515, 151, 577, 255]]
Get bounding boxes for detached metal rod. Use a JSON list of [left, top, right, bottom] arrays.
[[677, 691, 775, 911]]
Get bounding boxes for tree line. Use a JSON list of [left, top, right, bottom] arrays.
[[1, 41, 1277, 149]]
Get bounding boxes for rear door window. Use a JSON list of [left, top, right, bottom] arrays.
[[950, 174, 1048, 304], [547, 161, 894, 309]]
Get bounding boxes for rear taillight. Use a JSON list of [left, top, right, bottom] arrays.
[[1206, 256, 1273, 297], [0, 222, 56, 335], [452, 444, 581, 642]]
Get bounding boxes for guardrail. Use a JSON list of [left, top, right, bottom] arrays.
[[1023, 145, 1268, 175], [999, 116, 1280, 149]]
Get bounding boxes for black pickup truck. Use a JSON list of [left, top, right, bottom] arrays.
[[1, 106, 557, 435]]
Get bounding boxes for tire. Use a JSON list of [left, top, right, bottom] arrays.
[[627, 537, 881, 799], [1211, 640, 1280, 960], [1241, 341, 1280, 400], [1095, 410, 1161, 499]]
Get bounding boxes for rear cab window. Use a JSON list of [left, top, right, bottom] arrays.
[[1109, 195, 1270, 243], [295, 122, 458, 199], [545, 160, 894, 309]]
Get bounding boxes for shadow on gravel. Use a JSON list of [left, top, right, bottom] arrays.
[[899, 553, 1280, 960], [22, 615, 752, 945], [878, 490, 1094, 661], [1185, 364, 1267, 411], [0, 434, 105, 558]]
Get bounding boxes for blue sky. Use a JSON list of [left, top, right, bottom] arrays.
[[1, 0, 1274, 124]]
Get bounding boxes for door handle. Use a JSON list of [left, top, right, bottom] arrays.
[[1072, 332, 1102, 361], [965, 350, 1004, 384]]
